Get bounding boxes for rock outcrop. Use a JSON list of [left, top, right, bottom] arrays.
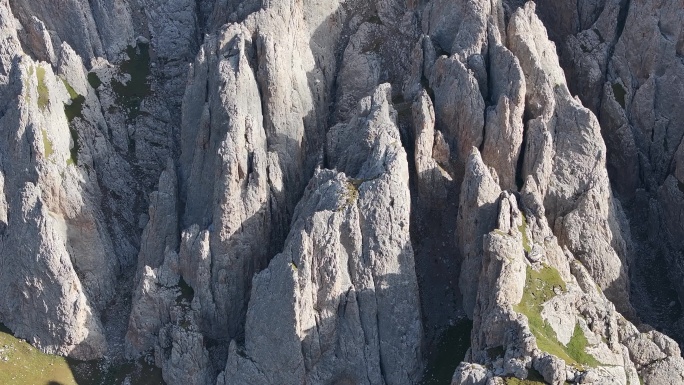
[[452, 187, 684, 385], [0, 0, 683, 384], [532, 0, 684, 342], [0, 45, 111, 359], [508, 2, 633, 317], [217, 84, 422, 385]]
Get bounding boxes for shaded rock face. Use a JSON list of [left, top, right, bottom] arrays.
[[0, 0, 683, 385]]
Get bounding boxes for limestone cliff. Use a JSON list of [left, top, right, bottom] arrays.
[[0, 0, 683, 384]]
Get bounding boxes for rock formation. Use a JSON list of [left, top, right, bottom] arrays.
[[0, 0, 683, 384]]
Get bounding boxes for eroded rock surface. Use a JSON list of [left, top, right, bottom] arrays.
[[0, 0, 683, 384]]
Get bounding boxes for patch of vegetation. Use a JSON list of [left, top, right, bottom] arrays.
[[612, 83, 627, 109], [36, 67, 49, 110], [518, 213, 531, 253], [0, 323, 164, 385], [419, 319, 473, 385], [61, 78, 79, 100], [42, 129, 54, 158], [0, 323, 77, 385], [344, 180, 360, 207], [566, 323, 601, 367], [515, 266, 600, 369], [111, 43, 151, 122], [66, 125, 80, 166], [87, 72, 102, 90], [64, 95, 85, 122], [503, 368, 547, 384], [60, 78, 83, 166]]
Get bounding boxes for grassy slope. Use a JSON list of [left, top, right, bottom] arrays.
[[0, 324, 164, 385], [0, 325, 78, 385], [514, 265, 600, 368]]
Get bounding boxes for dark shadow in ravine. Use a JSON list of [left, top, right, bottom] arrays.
[[67, 356, 164, 385]]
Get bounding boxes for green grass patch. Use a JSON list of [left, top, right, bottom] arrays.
[[518, 213, 531, 253], [36, 67, 49, 110], [0, 323, 77, 385], [62, 78, 79, 100], [87, 72, 102, 90], [515, 266, 600, 368], [566, 323, 601, 367], [611, 83, 626, 109], [419, 319, 473, 385], [503, 368, 547, 384], [112, 43, 151, 122], [0, 323, 163, 385], [42, 129, 54, 158]]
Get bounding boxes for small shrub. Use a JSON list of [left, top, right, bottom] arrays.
[[345, 181, 359, 206], [87, 72, 102, 90]]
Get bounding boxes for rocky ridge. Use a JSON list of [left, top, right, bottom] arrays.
[[0, 0, 683, 384]]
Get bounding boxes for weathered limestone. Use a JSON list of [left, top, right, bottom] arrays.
[[508, 2, 633, 316], [218, 84, 422, 385], [0, 1, 683, 384], [8, 0, 135, 62], [452, 183, 684, 385], [0, 54, 111, 359], [481, 42, 526, 191], [456, 149, 502, 319]]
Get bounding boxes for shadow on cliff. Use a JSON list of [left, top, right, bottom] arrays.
[[302, 3, 472, 383]]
